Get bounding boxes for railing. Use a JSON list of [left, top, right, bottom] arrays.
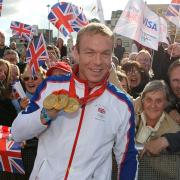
[[112, 151, 180, 180], [0, 147, 180, 180]]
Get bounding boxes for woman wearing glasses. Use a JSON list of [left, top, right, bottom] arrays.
[[19, 65, 46, 110]]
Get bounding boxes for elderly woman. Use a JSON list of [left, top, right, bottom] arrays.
[[135, 80, 180, 144]]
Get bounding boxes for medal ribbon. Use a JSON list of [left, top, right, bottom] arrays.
[[69, 74, 107, 106], [64, 73, 108, 180]]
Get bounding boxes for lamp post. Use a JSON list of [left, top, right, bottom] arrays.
[[47, 4, 51, 44]]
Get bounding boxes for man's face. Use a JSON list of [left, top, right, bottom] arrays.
[[74, 33, 113, 87], [170, 66, 180, 98]]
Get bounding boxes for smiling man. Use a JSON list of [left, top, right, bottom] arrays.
[[11, 23, 137, 180]]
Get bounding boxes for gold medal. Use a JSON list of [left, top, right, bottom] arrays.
[[54, 94, 69, 110], [64, 97, 80, 113], [43, 94, 59, 110]]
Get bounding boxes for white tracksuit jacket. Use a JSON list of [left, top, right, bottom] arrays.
[[11, 74, 138, 180]]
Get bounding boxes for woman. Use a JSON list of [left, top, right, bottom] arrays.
[[19, 65, 46, 109], [135, 80, 180, 144], [121, 61, 149, 98]]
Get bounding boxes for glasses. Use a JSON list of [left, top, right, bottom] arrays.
[[126, 70, 140, 76], [22, 76, 39, 82]]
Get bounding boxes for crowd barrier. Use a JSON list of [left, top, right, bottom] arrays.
[[112, 151, 180, 180], [0, 147, 179, 180]]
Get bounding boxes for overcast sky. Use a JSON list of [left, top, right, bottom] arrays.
[[0, 0, 171, 44]]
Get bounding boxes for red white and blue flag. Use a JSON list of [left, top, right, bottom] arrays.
[[10, 21, 33, 42], [0, 0, 3, 16], [26, 33, 48, 74], [0, 126, 25, 174], [48, 2, 88, 37], [166, 0, 180, 27]]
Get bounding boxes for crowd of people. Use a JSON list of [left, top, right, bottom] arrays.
[[0, 22, 179, 179]]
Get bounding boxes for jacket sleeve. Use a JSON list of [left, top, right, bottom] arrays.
[[163, 131, 180, 152], [113, 100, 138, 180], [11, 81, 50, 142]]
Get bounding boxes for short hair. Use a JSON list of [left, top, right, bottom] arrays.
[[141, 80, 170, 101], [168, 59, 180, 77], [135, 49, 152, 62], [76, 23, 114, 52], [3, 49, 19, 63]]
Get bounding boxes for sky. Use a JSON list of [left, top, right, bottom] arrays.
[[0, 0, 171, 44]]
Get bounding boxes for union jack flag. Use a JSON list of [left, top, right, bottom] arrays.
[[166, 0, 180, 27], [48, 2, 88, 37], [0, 126, 25, 174], [10, 21, 33, 42], [26, 33, 48, 74], [0, 0, 3, 16]]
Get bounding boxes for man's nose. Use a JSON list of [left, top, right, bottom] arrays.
[[94, 53, 101, 65]]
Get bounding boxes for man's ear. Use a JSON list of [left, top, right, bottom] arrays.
[[72, 45, 79, 63]]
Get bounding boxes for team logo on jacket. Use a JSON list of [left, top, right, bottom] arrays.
[[95, 105, 106, 121]]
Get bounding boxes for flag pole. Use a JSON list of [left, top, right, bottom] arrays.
[[169, 0, 180, 60], [57, 0, 60, 38]]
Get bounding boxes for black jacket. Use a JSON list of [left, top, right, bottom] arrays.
[[0, 98, 17, 126], [163, 132, 180, 152]]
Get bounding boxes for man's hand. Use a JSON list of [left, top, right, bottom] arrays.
[[40, 108, 59, 125], [167, 43, 180, 58], [140, 137, 169, 157]]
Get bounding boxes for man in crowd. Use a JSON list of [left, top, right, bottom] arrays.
[[113, 38, 125, 64], [0, 31, 9, 58], [12, 23, 137, 180], [166, 59, 180, 124]]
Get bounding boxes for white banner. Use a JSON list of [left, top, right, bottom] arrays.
[[114, 0, 168, 50], [159, 17, 169, 44]]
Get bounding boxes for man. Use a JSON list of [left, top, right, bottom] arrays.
[[152, 42, 180, 83], [113, 38, 125, 64], [9, 41, 21, 58], [0, 31, 10, 58], [166, 59, 180, 124], [12, 23, 137, 180]]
